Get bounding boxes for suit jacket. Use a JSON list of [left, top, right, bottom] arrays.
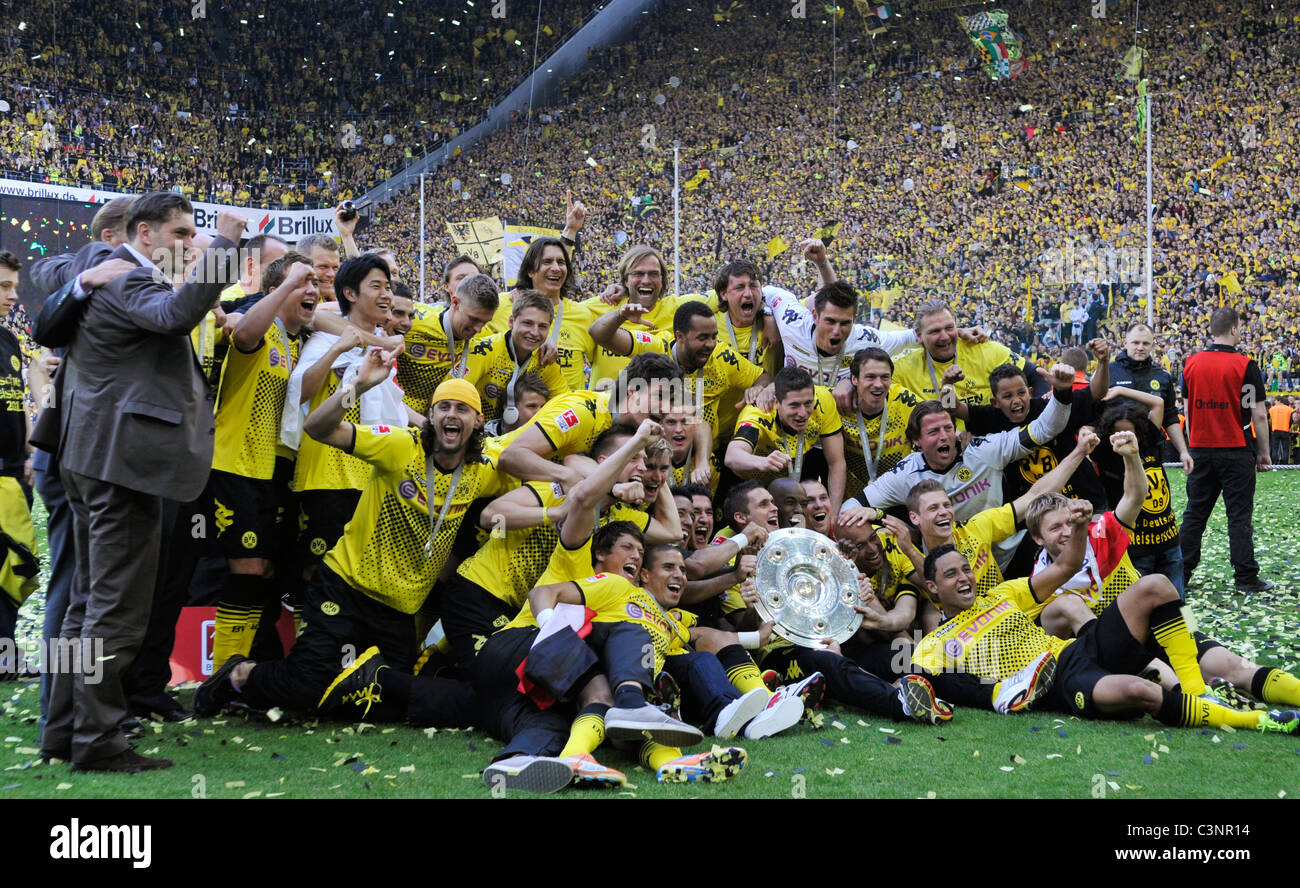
[[59, 236, 237, 501], [29, 240, 116, 302]]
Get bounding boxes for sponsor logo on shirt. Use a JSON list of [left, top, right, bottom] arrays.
[[485, 383, 502, 399], [268, 348, 282, 367], [407, 343, 427, 359]]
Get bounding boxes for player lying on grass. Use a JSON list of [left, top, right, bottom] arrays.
[[911, 500, 1300, 734]]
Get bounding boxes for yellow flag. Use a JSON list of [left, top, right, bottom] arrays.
[[766, 237, 789, 259]]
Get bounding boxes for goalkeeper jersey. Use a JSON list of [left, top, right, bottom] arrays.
[[912, 578, 1073, 682], [322, 425, 508, 614]]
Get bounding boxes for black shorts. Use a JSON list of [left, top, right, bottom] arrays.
[[1049, 601, 1157, 718], [442, 573, 517, 665], [205, 460, 293, 560], [297, 488, 362, 564]]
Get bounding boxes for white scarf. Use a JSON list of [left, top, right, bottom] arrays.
[[280, 329, 407, 451], [1031, 534, 1103, 604]]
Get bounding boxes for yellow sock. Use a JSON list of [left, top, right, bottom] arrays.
[[639, 740, 681, 771], [1175, 694, 1261, 730], [212, 605, 260, 670], [1259, 668, 1300, 706], [1149, 606, 1206, 696], [559, 705, 608, 758]]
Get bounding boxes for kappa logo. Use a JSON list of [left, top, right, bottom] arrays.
[[321, 600, 340, 616], [1074, 691, 1086, 710], [555, 409, 580, 431]]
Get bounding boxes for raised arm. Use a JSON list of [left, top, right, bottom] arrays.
[[1010, 426, 1100, 516], [586, 303, 649, 357], [231, 262, 312, 352], [1109, 430, 1149, 529], [1023, 500, 1092, 603], [559, 419, 663, 548], [1087, 338, 1110, 402]]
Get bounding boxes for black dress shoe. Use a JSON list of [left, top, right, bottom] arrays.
[[40, 748, 72, 764], [1235, 577, 1275, 593], [72, 748, 173, 773], [120, 718, 144, 740]]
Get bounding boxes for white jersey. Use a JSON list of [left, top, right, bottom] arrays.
[[841, 392, 1073, 569], [763, 285, 918, 388]]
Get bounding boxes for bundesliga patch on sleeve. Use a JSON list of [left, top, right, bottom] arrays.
[[369, 425, 392, 434], [634, 331, 654, 344], [555, 409, 580, 431]]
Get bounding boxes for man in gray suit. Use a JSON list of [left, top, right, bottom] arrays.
[[40, 193, 246, 772]]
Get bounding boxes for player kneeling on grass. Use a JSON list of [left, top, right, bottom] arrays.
[[911, 502, 1300, 734]]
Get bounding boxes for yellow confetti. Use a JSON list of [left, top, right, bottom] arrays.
[[56, 782, 72, 790], [267, 708, 284, 723], [399, 765, 416, 773], [1000, 766, 1015, 772], [973, 750, 980, 758], [1045, 754, 1063, 760], [878, 727, 896, 734], [840, 737, 851, 744], [1158, 745, 1169, 754], [926, 791, 937, 799], [1012, 754, 1026, 764], [226, 781, 246, 788], [14, 747, 38, 755], [825, 767, 845, 776], [242, 791, 262, 799], [231, 736, 244, 744], [267, 792, 285, 798]]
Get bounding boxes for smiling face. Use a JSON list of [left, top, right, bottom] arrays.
[[812, 302, 855, 355], [661, 410, 693, 464], [597, 532, 644, 582], [347, 267, 393, 328], [736, 487, 780, 533], [640, 547, 687, 609], [625, 255, 664, 308], [853, 359, 892, 415], [388, 294, 414, 336], [642, 447, 672, 501], [776, 386, 816, 433], [927, 550, 977, 617], [277, 260, 320, 334], [770, 480, 809, 528], [310, 245, 340, 298], [534, 245, 569, 300], [690, 494, 714, 547], [509, 306, 552, 357], [918, 308, 959, 363], [801, 480, 832, 534], [836, 520, 884, 574], [915, 411, 959, 470], [909, 488, 955, 542], [1031, 506, 1077, 560], [427, 398, 480, 456], [992, 373, 1031, 425], [675, 314, 719, 373], [722, 272, 761, 325], [674, 495, 694, 547], [451, 292, 496, 341]]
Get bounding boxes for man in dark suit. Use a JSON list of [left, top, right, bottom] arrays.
[[40, 193, 246, 772], [27, 197, 133, 730]]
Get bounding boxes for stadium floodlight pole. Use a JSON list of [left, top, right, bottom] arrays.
[[673, 141, 681, 298], [1144, 90, 1153, 329], [419, 173, 427, 302]]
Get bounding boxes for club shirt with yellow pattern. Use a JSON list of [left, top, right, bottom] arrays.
[[840, 383, 921, 491], [397, 303, 488, 415], [457, 480, 565, 611], [291, 365, 376, 493], [483, 294, 596, 393], [322, 425, 509, 614], [892, 340, 1027, 411], [501, 572, 692, 673], [911, 578, 1073, 682], [732, 386, 842, 475], [463, 331, 571, 423], [493, 389, 616, 460], [585, 293, 699, 390], [626, 329, 764, 441], [534, 501, 654, 587], [926, 503, 1019, 603], [212, 323, 301, 479]]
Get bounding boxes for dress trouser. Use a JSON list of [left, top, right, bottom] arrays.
[[1179, 447, 1259, 585], [34, 464, 75, 732], [42, 469, 162, 763]]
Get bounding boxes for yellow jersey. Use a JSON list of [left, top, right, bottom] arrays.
[[932, 503, 1018, 602], [585, 293, 697, 389], [397, 304, 484, 414], [457, 480, 565, 610], [840, 382, 921, 491], [911, 578, 1073, 681], [483, 294, 596, 392], [493, 389, 615, 460], [212, 323, 300, 479], [322, 425, 509, 614], [291, 365, 375, 493], [892, 340, 1026, 409], [732, 386, 843, 476], [501, 572, 692, 672], [463, 331, 571, 423], [535, 501, 653, 587], [627, 330, 764, 442]]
